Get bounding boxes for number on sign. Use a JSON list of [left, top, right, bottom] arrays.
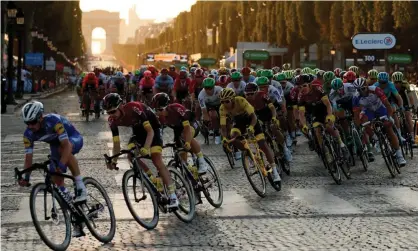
[[364, 55, 375, 62]]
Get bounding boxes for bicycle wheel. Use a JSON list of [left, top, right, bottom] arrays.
[[82, 177, 116, 243], [30, 183, 71, 251], [169, 167, 196, 223], [378, 133, 396, 178], [201, 156, 224, 208], [242, 149, 266, 197], [406, 133, 413, 159], [352, 128, 368, 171], [322, 139, 342, 185], [122, 169, 159, 230], [223, 145, 235, 169], [261, 151, 281, 192], [335, 141, 351, 180]]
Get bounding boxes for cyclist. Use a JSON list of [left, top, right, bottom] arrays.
[[152, 93, 207, 174], [241, 67, 256, 84], [367, 69, 379, 86], [21, 101, 86, 236], [392, 71, 415, 143], [198, 78, 223, 144], [256, 76, 285, 114], [217, 75, 229, 88], [244, 83, 292, 162], [352, 78, 406, 166], [190, 68, 206, 119], [298, 74, 350, 160], [323, 71, 336, 95], [374, 72, 405, 142], [154, 68, 174, 96], [219, 88, 281, 182], [172, 70, 191, 106], [168, 65, 178, 80], [103, 93, 179, 208], [111, 71, 127, 99], [348, 66, 360, 78], [81, 72, 99, 116], [139, 70, 155, 105], [227, 71, 247, 96]]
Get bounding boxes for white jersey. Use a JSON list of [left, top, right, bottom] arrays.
[[226, 81, 247, 96], [198, 86, 223, 109], [268, 85, 283, 104]]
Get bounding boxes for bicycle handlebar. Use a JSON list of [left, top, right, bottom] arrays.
[[361, 115, 388, 127], [14, 159, 51, 180]]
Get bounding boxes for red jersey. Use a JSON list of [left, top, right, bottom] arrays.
[[189, 77, 206, 95], [160, 103, 193, 129], [168, 71, 178, 80], [174, 78, 191, 92], [140, 77, 155, 89]]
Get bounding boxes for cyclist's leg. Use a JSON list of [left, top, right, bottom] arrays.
[[209, 108, 221, 143], [391, 103, 404, 140], [255, 123, 281, 181], [405, 109, 414, 135]]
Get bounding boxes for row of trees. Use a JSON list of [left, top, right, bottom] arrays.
[[11, 1, 85, 61], [143, 1, 418, 62]]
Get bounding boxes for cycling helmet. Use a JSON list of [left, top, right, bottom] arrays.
[[348, 66, 359, 76], [116, 71, 124, 77], [334, 68, 342, 77], [202, 78, 216, 88], [256, 69, 263, 77], [241, 67, 251, 76], [250, 71, 257, 77], [169, 65, 176, 72], [377, 72, 389, 82], [353, 77, 367, 89], [220, 88, 236, 101], [218, 75, 228, 85], [230, 68, 238, 73], [160, 68, 169, 74], [144, 70, 152, 78], [282, 63, 291, 70], [294, 75, 304, 85], [340, 71, 347, 79], [331, 78, 344, 90], [301, 74, 313, 83], [261, 69, 274, 78], [22, 101, 44, 123], [245, 82, 259, 93], [272, 66, 281, 74], [103, 93, 123, 111], [190, 67, 197, 74], [148, 65, 157, 72], [134, 69, 140, 76], [140, 66, 147, 73], [256, 76, 269, 86], [317, 70, 325, 78], [274, 73, 286, 82], [344, 71, 356, 82], [313, 68, 320, 74], [180, 66, 188, 71], [211, 69, 219, 77], [368, 69, 379, 79], [392, 71, 404, 82], [195, 68, 204, 77], [208, 74, 215, 79], [301, 67, 311, 74], [179, 70, 188, 79], [152, 93, 170, 109], [323, 71, 336, 83], [86, 72, 96, 80], [231, 71, 242, 81], [218, 67, 228, 75], [191, 63, 200, 68]]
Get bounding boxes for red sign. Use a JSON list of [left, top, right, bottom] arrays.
[[56, 63, 64, 71]]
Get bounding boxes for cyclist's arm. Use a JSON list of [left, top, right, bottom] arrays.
[[143, 121, 154, 149], [242, 98, 257, 127], [53, 121, 72, 165], [321, 96, 333, 117], [183, 120, 192, 143], [23, 135, 34, 170], [298, 106, 306, 127], [109, 121, 121, 162], [219, 105, 228, 138]]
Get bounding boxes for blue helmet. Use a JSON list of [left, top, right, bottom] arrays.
[[115, 71, 124, 77], [377, 72, 389, 82]]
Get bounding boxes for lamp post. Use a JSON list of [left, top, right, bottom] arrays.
[[352, 48, 358, 66], [6, 1, 17, 104], [330, 47, 336, 69], [15, 8, 24, 98]]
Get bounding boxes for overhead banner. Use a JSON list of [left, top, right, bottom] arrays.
[[148, 53, 188, 62], [352, 33, 396, 50]]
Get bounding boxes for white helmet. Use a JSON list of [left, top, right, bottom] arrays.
[[22, 101, 44, 122], [352, 77, 366, 89], [211, 69, 218, 77]]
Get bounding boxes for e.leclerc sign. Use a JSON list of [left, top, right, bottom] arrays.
[[352, 33, 396, 50]]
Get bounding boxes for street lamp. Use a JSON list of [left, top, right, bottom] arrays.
[[31, 28, 37, 37], [6, 1, 17, 104], [15, 8, 24, 98], [330, 47, 336, 69], [352, 48, 358, 65]]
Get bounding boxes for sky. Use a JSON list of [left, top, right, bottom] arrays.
[[80, 0, 197, 23]]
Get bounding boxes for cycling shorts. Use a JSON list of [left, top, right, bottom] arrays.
[[361, 105, 388, 121], [128, 129, 163, 154], [49, 134, 83, 173], [231, 117, 264, 141]]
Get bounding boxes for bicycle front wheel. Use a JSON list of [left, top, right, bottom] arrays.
[[82, 177, 116, 243], [223, 145, 235, 169], [352, 128, 368, 171], [378, 133, 397, 178], [122, 169, 159, 230], [242, 150, 266, 197], [169, 167, 196, 223], [322, 139, 342, 185], [201, 155, 224, 208], [30, 183, 71, 251]]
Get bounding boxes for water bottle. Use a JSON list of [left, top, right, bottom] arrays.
[[188, 165, 199, 180]]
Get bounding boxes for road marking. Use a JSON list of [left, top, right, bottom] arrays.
[[3, 134, 23, 142], [67, 112, 80, 116], [212, 191, 263, 217], [291, 188, 363, 214], [98, 131, 112, 139], [379, 187, 418, 211]]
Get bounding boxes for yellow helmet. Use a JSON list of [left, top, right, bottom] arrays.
[[220, 88, 236, 101]]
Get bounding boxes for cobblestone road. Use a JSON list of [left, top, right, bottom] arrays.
[[1, 91, 418, 250]]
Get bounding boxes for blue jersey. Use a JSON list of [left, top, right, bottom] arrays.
[[154, 75, 174, 90], [243, 75, 256, 84], [373, 81, 398, 100], [23, 114, 80, 154]]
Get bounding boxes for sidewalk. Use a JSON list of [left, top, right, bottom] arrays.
[[2, 85, 68, 115]]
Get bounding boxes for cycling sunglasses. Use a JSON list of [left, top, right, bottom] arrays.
[[221, 100, 232, 104], [302, 84, 309, 88], [245, 92, 256, 96], [360, 86, 368, 92], [106, 109, 117, 115], [204, 87, 214, 91], [25, 120, 38, 126]]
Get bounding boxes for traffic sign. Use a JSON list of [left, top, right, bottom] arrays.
[[243, 50, 270, 61], [387, 54, 412, 64], [45, 57, 56, 71], [25, 53, 44, 66], [198, 58, 217, 66]]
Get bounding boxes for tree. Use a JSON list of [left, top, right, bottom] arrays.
[[342, 1, 354, 39], [373, 1, 393, 32], [329, 2, 344, 45], [314, 1, 332, 40]]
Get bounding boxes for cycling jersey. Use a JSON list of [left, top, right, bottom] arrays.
[[139, 77, 155, 89], [373, 81, 398, 100], [246, 91, 274, 122], [154, 75, 174, 91], [168, 71, 178, 81], [242, 75, 256, 84], [281, 82, 294, 97], [108, 102, 162, 153], [265, 85, 283, 104], [352, 86, 387, 113], [393, 81, 412, 107], [173, 78, 191, 93], [298, 85, 328, 124], [198, 86, 222, 109], [226, 81, 247, 96], [189, 77, 206, 96], [329, 83, 357, 111]]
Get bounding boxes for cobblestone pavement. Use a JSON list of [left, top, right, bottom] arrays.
[[1, 91, 418, 250]]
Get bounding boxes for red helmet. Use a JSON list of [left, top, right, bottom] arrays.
[[144, 70, 152, 78], [241, 67, 251, 76], [148, 65, 157, 73], [179, 70, 188, 79], [87, 72, 96, 81], [344, 71, 356, 82], [195, 68, 204, 77], [160, 68, 169, 74], [334, 68, 342, 77]]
